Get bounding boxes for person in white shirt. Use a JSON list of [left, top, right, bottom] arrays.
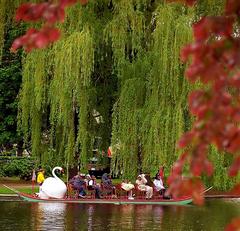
[[86, 175, 102, 199], [136, 174, 153, 199], [153, 174, 165, 196]]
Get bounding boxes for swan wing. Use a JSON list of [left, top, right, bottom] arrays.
[[41, 177, 67, 199]]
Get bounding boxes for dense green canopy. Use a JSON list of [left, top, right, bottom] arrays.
[[1, 0, 236, 189], [0, 0, 25, 151]]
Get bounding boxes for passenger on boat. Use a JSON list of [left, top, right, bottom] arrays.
[[136, 174, 153, 199], [69, 174, 86, 198], [155, 167, 171, 199], [153, 174, 165, 196], [121, 179, 135, 200], [37, 169, 45, 185], [36, 168, 45, 196], [86, 175, 102, 199], [101, 173, 117, 197], [144, 172, 154, 187]]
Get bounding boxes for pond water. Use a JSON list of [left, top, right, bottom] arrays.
[[0, 199, 239, 231]]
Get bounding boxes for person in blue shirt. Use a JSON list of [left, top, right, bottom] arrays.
[[69, 173, 86, 198]]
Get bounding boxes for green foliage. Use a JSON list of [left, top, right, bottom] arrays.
[[0, 157, 35, 180], [0, 13, 24, 146], [0, 0, 24, 63]]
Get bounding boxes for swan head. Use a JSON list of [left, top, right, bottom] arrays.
[[52, 166, 64, 175]]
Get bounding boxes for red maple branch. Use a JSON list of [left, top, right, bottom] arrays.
[[11, 0, 88, 52], [167, 0, 240, 229]]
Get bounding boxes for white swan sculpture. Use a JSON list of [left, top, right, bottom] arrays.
[[39, 167, 67, 199]]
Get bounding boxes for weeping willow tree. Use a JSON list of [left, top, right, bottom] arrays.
[[105, 0, 150, 178], [141, 5, 194, 176], [108, 0, 233, 190], [18, 4, 94, 169], [16, 1, 118, 170], [2, 0, 232, 189], [109, 2, 194, 178]]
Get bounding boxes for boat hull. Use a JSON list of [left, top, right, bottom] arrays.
[[19, 193, 192, 205]]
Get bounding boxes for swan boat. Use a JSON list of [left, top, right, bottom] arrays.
[[18, 193, 193, 205], [17, 166, 193, 205]]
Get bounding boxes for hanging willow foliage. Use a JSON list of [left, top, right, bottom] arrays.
[[18, 50, 47, 158], [104, 0, 146, 73], [11, 0, 234, 189], [50, 27, 94, 168], [141, 5, 193, 176], [17, 0, 95, 168], [111, 57, 150, 178], [110, 3, 194, 179]]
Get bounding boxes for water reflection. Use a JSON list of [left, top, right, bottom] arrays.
[[87, 205, 94, 231], [0, 200, 239, 231], [32, 203, 66, 231]]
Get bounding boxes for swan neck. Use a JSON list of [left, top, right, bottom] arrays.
[[52, 167, 61, 181]]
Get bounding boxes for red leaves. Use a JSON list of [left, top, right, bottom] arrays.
[[228, 156, 240, 176], [190, 152, 214, 177], [230, 72, 240, 88], [16, 3, 65, 24], [181, 16, 240, 85], [232, 108, 240, 122], [167, 176, 205, 205], [227, 131, 240, 153], [175, 0, 240, 211], [178, 131, 194, 148], [225, 0, 240, 16], [12, 0, 88, 52], [15, 0, 88, 23], [169, 0, 240, 228], [16, 3, 46, 22], [11, 27, 60, 52], [188, 90, 208, 117], [167, 149, 213, 205], [170, 153, 187, 177], [230, 184, 240, 194], [225, 217, 240, 231], [193, 16, 234, 42]]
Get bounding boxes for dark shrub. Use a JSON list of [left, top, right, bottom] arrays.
[[0, 156, 35, 180]]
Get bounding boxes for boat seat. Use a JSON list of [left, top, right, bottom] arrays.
[[153, 188, 163, 199], [67, 183, 78, 199], [135, 185, 146, 199], [115, 184, 128, 199], [101, 183, 115, 199], [86, 186, 96, 199]]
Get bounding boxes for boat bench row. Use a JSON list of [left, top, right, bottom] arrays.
[[66, 183, 164, 200]]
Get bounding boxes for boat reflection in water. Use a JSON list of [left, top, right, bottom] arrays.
[[87, 205, 94, 231], [18, 199, 240, 231], [32, 203, 67, 230], [29, 203, 196, 231]]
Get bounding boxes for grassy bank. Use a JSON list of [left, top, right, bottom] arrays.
[[0, 177, 38, 194], [0, 186, 38, 194]]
